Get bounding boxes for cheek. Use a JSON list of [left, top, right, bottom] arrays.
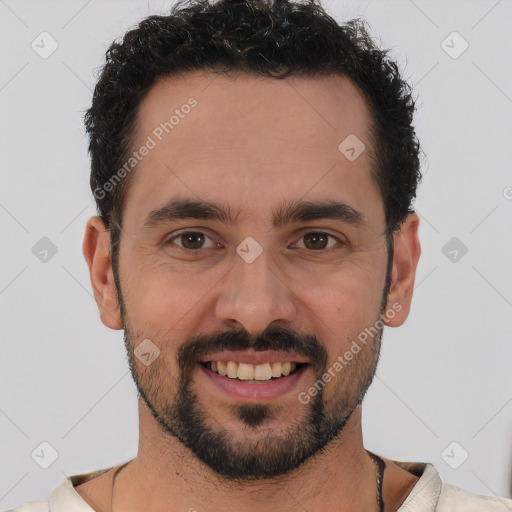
[[296, 261, 384, 333], [292, 261, 384, 398], [119, 246, 218, 325]]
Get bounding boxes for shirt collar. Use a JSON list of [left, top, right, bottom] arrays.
[[394, 462, 442, 511], [49, 460, 443, 511]]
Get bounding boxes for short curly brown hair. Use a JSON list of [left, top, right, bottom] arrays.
[[85, 0, 421, 262]]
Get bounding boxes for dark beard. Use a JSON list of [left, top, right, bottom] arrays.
[[125, 324, 381, 480]]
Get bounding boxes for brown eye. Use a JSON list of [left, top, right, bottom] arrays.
[[167, 231, 216, 250], [296, 232, 340, 251], [180, 232, 204, 249]]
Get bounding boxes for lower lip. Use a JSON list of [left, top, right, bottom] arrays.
[[199, 363, 308, 401]]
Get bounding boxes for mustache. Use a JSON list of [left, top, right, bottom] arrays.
[[178, 325, 328, 374]]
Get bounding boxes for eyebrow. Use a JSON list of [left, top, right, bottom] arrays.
[[143, 198, 365, 229]]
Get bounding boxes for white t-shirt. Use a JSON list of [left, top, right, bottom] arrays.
[[9, 460, 512, 511]]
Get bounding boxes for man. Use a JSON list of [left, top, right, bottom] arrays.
[[12, 0, 512, 511]]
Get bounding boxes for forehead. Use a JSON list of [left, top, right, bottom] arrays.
[[123, 71, 382, 230], [136, 71, 374, 155]]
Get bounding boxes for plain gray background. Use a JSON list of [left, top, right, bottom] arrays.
[[1, 0, 512, 509]]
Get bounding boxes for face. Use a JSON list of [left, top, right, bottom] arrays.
[[111, 72, 393, 479]]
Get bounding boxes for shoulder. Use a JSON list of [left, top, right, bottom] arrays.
[[390, 458, 512, 512], [437, 483, 512, 511], [9, 496, 50, 511], [7, 463, 120, 512]]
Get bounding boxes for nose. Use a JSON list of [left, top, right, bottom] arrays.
[[215, 242, 297, 334]]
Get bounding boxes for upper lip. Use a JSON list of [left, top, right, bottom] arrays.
[[199, 350, 309, 365]]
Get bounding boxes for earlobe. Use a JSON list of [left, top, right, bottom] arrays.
[[383, 213, 421, 327], [82, 216, 123, 330]]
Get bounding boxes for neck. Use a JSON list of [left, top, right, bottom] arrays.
[[113, 401, 380, 512]]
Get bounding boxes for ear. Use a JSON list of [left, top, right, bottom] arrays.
[[82, 216, 123, 330], [383, 212, 421, 327]]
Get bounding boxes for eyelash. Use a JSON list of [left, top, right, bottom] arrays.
[[164, 230, 344, 252]]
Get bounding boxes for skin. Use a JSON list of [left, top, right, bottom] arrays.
[[80, 72, 421, 511]]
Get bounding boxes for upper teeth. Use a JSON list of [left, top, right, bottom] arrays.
[[209, 361, 297, 380]]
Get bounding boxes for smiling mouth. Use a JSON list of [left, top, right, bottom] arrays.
[[200, 360, 306, 382]]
